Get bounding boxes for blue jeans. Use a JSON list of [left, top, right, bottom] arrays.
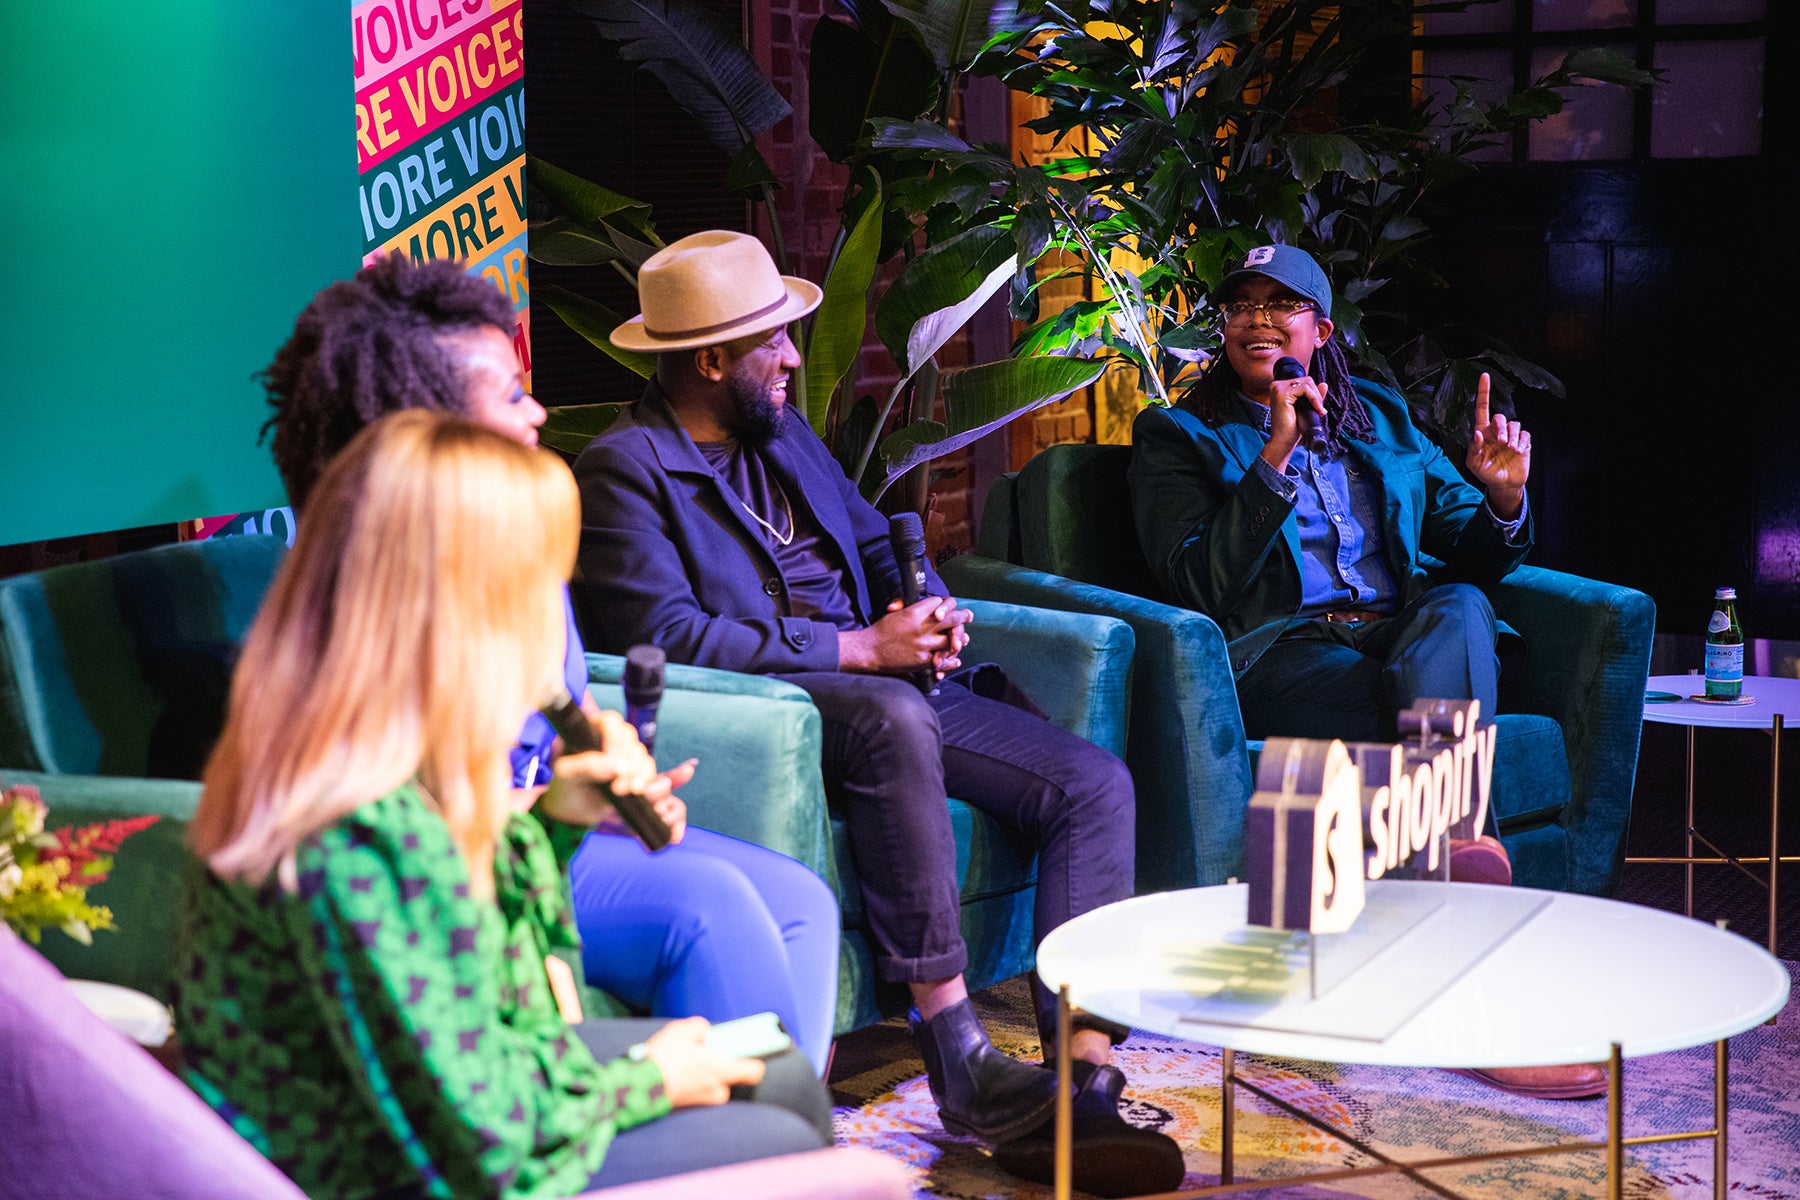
[[1237, 583, 1501, 743], [569, 826, 840, 1075]]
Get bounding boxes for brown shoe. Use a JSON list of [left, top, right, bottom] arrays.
[[1447, 835, 1512, 886], [1447, 1063, 1607, 1100]]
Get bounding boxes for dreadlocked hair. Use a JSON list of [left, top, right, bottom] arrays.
[[259, 251, 515, 511], [1184, 331, 1376, 451]]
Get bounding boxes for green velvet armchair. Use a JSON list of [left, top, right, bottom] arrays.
[[942, 442, 1657, 898], [2, 533, 1136, 1038], [587, 591, 1134, 1034]]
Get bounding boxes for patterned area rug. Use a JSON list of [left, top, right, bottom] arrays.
[[828, 964, 1800, 1199]]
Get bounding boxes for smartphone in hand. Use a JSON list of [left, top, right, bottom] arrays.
[[703, 1011, 793, 1060]]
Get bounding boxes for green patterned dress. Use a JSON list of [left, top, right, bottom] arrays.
[[174, 784, 671, 1200]]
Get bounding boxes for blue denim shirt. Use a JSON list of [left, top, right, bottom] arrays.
[[1239, 395, 1526, 617]]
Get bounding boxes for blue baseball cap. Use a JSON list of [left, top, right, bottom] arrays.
[[1215, 244, 1333, 317]]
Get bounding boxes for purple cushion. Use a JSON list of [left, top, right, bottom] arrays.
[[0, 928, 307, 1200], [574, 1148, 912, 1200]]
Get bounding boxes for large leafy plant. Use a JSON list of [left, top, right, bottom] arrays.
[[527, 0, 1103, 505], [873, 0, 1654, 436]]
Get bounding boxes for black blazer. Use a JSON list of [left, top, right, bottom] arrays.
[[570, 381, 947, 674]]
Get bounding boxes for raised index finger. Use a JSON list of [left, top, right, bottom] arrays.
[[1472, 372, 1492, 430]]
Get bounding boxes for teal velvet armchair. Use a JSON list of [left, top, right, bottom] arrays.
[[942, 442, 1656, 898], [587, 595, 1136, 1035], [0, 534, 292, 997], [2, 532, 1136, 1039]]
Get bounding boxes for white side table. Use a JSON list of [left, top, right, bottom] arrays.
[[1631, 673, 1800, 955]]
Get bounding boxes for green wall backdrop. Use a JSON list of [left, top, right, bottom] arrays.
[[0, 5, 354, 546]]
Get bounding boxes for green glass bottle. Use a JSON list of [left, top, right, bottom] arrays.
[[1705, 586, 1744, 699]]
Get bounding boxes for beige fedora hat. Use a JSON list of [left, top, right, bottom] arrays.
[[610, 230, 822, 352]]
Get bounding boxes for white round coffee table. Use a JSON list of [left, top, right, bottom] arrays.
[[1036, 880, 1790, 1199], [1631, 673, 1800, 955]]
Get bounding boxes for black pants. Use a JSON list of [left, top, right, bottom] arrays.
[[773, 672, 1136, 1045], [575, 1018, 831, 1189]]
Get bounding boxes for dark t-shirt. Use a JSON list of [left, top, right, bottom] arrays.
[[697, 437, 860, 630]]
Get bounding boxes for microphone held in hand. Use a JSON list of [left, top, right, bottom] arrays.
[[887, 512, 937, 696], [623, 644, 666, 756], [540, 685, 672, 852], [1273, 355, 1329, 450]]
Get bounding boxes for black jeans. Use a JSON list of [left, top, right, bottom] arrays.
[[773, 672, 1136, 1045], [576, 1018, 831, 1189]]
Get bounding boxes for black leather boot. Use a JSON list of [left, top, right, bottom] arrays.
[[992, 1063, 1187, 1197], [908, 999, 1058, 1143]]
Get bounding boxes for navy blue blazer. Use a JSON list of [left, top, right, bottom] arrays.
[[570, 381, 947, 674]]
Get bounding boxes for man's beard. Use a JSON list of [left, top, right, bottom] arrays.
[[727, 370, 784, 444]]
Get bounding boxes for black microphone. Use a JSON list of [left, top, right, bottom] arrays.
[[1273, 354, 1329, 450], [887, 512, 937, 696], [623, 644, 666, 756], [540, 684, 672, 852]]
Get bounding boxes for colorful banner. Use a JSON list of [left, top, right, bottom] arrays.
[[354, 0, 529, 362], [198, 0, 529, 545]]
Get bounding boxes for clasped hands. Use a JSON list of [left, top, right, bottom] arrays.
[[838, 594, 972, 679], [534, 701, 695, 843]]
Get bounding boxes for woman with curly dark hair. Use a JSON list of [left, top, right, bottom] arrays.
[[261, 251, 538, 511], [257, 254, 842, 1095]]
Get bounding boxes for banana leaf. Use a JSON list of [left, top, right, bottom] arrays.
[[871, 354, 1105, 499], [725, 142, 779, 195], [874, 0, 1021, 72], [569, 0, 792, 156], [527, 216, 625, 266], [808, 11, 939, 163], [806, 173, 885, 438], [1284, 133, 1378, 189], [873, 223, 1016, 376], [541, 403, 629, 456], [534, 281, 656, 379], [527, 156, 656, 234]]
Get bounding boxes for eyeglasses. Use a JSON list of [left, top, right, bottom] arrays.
[[1219, 299, 1317, 326]]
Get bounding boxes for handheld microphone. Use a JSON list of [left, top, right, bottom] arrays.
[[623, 644, 666, 756], [887, 512, 937, 696], [540, 685, 672, 852], [1273, 355, 1330, 450]]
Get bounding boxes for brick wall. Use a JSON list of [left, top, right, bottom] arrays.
[[753, 0, 982, 563]]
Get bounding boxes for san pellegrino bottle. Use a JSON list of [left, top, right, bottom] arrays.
[[1705, 586, 1743, 699]]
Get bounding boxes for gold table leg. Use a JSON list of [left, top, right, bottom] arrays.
[[1055, 984, 1072, 1200], [1686, 724, 1697, 919], [1715, 1035, 1729, 1198], [1220, 1047, 1235, 1185], [1607, 1041, 1624, 1200], [1769, 714, 1782, 956]]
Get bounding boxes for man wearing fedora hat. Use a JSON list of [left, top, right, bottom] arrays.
[[569, 230, 1183, 1194]]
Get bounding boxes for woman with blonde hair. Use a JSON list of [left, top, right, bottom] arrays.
[[176, 410, 829, 1199], [259, 253, 841, 1080]]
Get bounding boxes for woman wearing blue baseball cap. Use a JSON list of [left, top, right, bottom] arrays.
[[1127, 244, 1605, 1101]]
